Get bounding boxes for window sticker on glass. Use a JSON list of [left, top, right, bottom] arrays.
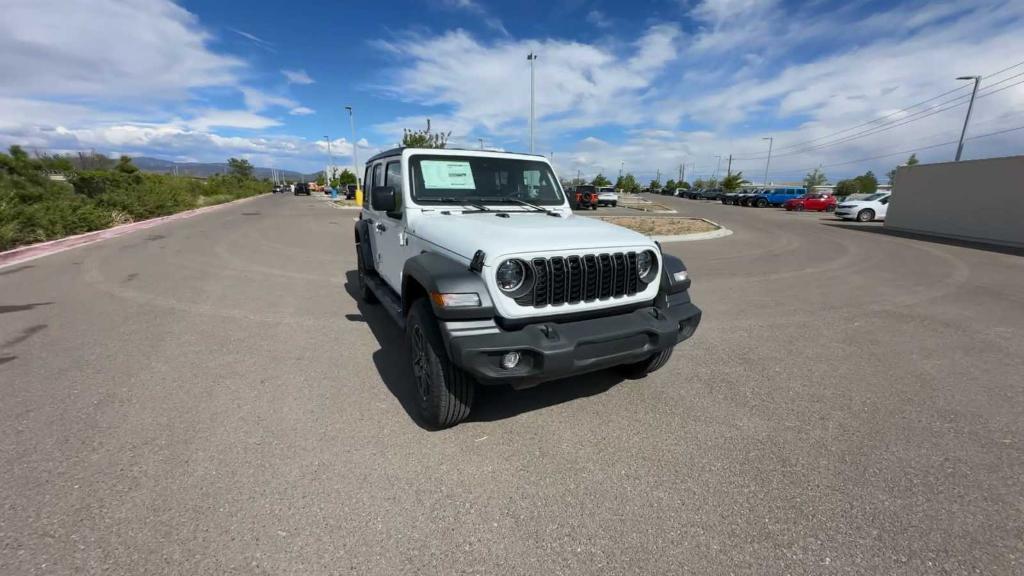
[[421, 161, 476, 189]]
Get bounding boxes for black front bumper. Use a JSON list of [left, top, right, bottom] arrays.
[[440, 294, 701, 388]]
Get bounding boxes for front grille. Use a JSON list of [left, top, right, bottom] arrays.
[[515, 252, 642, 307]]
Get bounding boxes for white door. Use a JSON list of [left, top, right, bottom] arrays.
[[365, 159, 406, 291]]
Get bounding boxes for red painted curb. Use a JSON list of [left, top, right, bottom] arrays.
[[0, 194, 269, 270]]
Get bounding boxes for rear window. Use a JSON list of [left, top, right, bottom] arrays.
[[576, 185, 596, 193]]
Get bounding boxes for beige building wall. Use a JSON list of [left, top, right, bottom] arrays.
[[886, 155, 1024, 248]]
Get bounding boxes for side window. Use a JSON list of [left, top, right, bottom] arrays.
[[362, 165, 373, 208], [384, 160, 403, 215], [880, 197, 890, 205]]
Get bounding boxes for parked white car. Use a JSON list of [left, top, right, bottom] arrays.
[[835, 192, 891, 222], [597, 187, 618, 207]]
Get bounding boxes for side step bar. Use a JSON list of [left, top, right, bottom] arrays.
[[363, 272, 405, 329]]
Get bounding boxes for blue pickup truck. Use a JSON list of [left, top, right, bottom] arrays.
[[747, 186, 806, 208]]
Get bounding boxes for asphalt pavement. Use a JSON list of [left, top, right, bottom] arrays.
[[2, 193, 1022, 575]]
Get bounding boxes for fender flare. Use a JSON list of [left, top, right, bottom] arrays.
[[354, 219, 375, 272], [403, 252, 496, 320]]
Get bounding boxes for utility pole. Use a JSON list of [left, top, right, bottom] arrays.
[[656, 169, 660, 185], [618, 161, 624, 180], [345, 106, 360, 197], [762, 137, 774, 186], [478, 138, 484, 150], [324, 135, 333, 184], [713, 155, 722, 180], [577, 168, 581, 185], [955, 75, 981, 161], [681, 163, 686, 184], [726, 154, 732, 177], [527, 52, 538, 153]]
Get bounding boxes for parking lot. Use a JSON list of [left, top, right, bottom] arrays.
[[2, 193, 1022, 574]]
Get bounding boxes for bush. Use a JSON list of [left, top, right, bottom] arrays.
[[0, 147, 271, 251]]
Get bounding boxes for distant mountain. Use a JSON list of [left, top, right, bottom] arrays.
[[131, 157, 312, 181]]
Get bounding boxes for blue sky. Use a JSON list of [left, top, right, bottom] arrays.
[[2, 0, 1023, 182]]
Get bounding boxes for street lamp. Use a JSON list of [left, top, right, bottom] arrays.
[[345, 106, 359, 197], [762, 137, 774, 186], [478, 138, 484, 150], [955, 75, 981, 161], [527, 52, 538, 153]]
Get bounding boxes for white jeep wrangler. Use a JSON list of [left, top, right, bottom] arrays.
[[354, 148, 701, 428]]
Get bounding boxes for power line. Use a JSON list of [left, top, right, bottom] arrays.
[[736, 76, 1024, 161], [748, 123, 1024, 177], [731, 58, 1024, 160]]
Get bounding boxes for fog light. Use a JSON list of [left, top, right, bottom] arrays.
[[672, 270, 689, 284], [500, 351, 521, 370]]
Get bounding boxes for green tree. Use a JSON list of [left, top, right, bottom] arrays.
[[854, 170, 878, 194], [692, 178, 706, 189], [887, 153, 919, 184], [618, 173, 639, 193], [115, 155, 139, 174], [803, 167, 827, 189], [678, 181, 691, 190], [835, 179, 859, 196], [402, 127, 450, 148], [333, 169, 356, 187], [591, 173, 611, 187], [663, 179, 678, 193], [315, 172, 325, 186], [227, 157, 254, 179], [648, 179, 662, 190], [721, 171, 750, 192]]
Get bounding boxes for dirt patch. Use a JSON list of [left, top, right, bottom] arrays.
[[597, 216, 718, 236], [333, 199, 361, 208]]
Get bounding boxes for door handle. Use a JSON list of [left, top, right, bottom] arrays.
[[375, 223, 387, 232]]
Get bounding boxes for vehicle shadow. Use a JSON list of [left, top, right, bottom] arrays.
[[821, 222, 1024, 257], [342, 270, 626, 428]]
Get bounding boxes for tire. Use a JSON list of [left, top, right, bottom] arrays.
[[617, 348, 673, 379], [756, 198, 768, 208], [591, 204, 598, 210], [611, 202, 617, 207], [825, 205, 835, 212], [406, 298, 475, 429], [857, 209, 875, 222], [795, 205, 805, 212], [356, 250, 378, 304]]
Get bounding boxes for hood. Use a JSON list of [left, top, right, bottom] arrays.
[[410, 210, 656, 265]]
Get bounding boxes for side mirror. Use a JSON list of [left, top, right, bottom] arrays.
[[371, 186, 396, 212]]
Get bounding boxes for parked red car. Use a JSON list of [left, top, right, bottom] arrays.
[[784, 194, 836, 212]]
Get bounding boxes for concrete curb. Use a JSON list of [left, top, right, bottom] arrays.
[[652, 217, 733, 242], [0, 194, 268, 270]]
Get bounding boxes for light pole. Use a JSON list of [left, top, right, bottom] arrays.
[[324, 135, 333, 185], [527, 52, 538, 153], [955, 75, 981, 161], [478, 138, 484, 150], [713, 155, 721, 180], [762, 137, 774, 186], [345, 106, 359, 198]]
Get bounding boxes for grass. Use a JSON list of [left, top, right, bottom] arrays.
[[597, 216, 718, 236]]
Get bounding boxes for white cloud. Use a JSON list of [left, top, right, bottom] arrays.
[[289, 107, 316, 116], [0, 0, 243, 100], [282, 69, 315, 85], [240, 88, 297, 112], [586, 10, 612, 28], [187, 110, 282, 130], [229, 27, 275, 52], [372, 25, 681, 140]]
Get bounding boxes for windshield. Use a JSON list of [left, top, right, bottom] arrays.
[[410, 155, 565, 206], [599, 187, 615, 193], [863, 193, 888, 201]]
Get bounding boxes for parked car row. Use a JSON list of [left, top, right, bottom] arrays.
[[677, 185, 893, 222]]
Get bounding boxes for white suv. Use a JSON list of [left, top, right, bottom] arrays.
[[354, 148, 701, 428], [597, 187, 618, 207], [835, 192, 891, 222]]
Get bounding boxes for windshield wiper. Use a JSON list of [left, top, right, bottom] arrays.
[[430, 197, 491, 212], [466, 196, 560, 217]]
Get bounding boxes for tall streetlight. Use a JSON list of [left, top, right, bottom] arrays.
[[345, 106, 359, 197], [762, 137, 774, 186], [527, 52, 538, 154], [955, 75, 981, 161], [713, 155, 722, 180], [478, 138, 484, 150], [323, 135, 333, 184]]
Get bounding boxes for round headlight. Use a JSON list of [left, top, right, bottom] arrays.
[[637, 250, 657, 283], [496, 259, 526, 292]]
